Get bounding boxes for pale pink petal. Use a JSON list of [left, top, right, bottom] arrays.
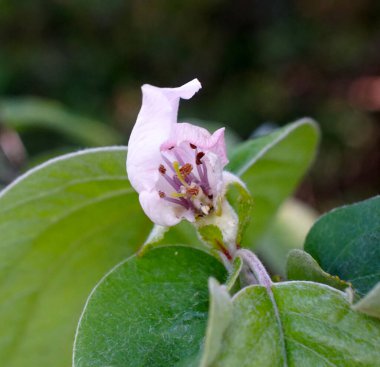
[[208, 128, 228, 166], [161, 123, 228, 166], [127, 79, 202, 192], [139, 190, 183, 226], [203, 152, 224, 199]]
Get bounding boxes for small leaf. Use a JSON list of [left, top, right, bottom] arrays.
[[225, 178, 253, 245], [199, 278, 233, 367], [210, 282, 380, 366], [305, 196, 380, 297], [0, 147, 152, 367], [228, 118, 320, 245], [73, 246, 227, 367], [353, 282, 380, 319], [197, 225, 226, 251], [286, 249, 351, 292]]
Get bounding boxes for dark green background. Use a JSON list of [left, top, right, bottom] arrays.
[[1, 0, 379, 211]]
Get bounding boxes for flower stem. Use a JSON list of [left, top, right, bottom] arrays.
[[236, 249, 272, 288]]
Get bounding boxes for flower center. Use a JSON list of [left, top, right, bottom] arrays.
[[157, 143, 216, 217]]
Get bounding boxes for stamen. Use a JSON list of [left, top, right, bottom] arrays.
[[201, 163, 210, 190], [187, 186, 199, 196], [179, 163, 193, 177], [162, 155, 175, 173], [173, 161, 188, 187], [195, 152, 206, 189], [190, 143, 197, 149], [163, 196, 190, 209], [158, 191, 166, 198], [158, 164, 166, 174], [173, 149, 185, 166], [196, 152, 205, 165], [161, 172, 181, 191]]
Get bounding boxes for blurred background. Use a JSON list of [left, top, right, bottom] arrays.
[[0, 0, 379, 213]]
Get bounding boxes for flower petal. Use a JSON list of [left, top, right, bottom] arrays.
[[161, 123, 228, 166], [127, 79, 202, 192], [139, 190, 185, 226]]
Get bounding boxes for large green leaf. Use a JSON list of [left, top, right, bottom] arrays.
[[210, 282, 380, 367], [73, 246, 227, 367], [0, 98, 120, 146], [227, 119, 319, 244], [0, 147, 152, 367], [304, 196, 380, 297]]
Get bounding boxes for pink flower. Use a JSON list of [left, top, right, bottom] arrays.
[[127, 79, 229, 226]]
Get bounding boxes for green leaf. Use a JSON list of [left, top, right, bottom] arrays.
[[73, 246, 227, 367], [353, 282, 380, 319], [286, 249, 351, 292], [210, 282, 380, 367], [0, 147, 152, 367], [199, 278, 232, 367], [227, 118, 320, 245], [305, 196, 380, 297], [0, 98, 120, 146]]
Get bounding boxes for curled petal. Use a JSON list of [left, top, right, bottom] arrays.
[[161, 123, 228, 166], [127, 79, 202, 192]]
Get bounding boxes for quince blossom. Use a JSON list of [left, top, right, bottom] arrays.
[[126, 79, 231, 227]]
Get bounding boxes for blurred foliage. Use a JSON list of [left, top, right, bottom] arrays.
[[0, 0, 379, 209], [0, 98, 120, 146]]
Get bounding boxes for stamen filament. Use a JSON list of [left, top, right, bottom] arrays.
[[201, 163, 210, 191], [163, 196, 190, 209], [174, 150, 185, 166], [162, 155, 176, 173], [161, 172, 181, 191]]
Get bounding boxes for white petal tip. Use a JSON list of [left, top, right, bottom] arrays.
[[141, 79, 202, 100], [181, 78, 202, 99]]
